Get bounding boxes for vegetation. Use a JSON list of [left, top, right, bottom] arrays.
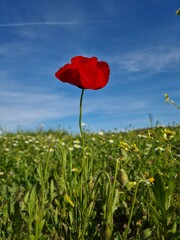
[[0, 124, 179, 239]]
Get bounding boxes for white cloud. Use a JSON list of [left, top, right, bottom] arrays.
[[84, 97, 148, 114], [0, 42, 36, 58], [0, 89, 79, 130], [112, 46, 180, 73], [0, 86, 149, 132], [0, 21, 84, 28]]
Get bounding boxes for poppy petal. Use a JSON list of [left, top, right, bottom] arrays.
[[55, 56, 110, 90]]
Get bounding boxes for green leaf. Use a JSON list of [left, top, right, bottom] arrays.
[[148, 203, 163, 227], [141, 228, 152, 240], [50, 179, 56, 202], [114, 231, 123, 240], [30, 234, 35, 240], [28, 186, 37, 218], [165, 178, 175, 210], [112, 189, 120, 214], [153, 173, 166, 210], [12, 201, 22, 238]]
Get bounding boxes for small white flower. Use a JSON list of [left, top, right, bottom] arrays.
[[109, 139, 114, 144], [146, 144, 152, 147], [68, 147, 74, 151], [155, 147, 165, 151], [138, 134, 147, 138], [98, 131, 104, 136], [74, 144, 81, 149], [144, 177, 155, 185]]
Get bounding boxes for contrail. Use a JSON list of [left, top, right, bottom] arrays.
[[0, 21, 82, 27]]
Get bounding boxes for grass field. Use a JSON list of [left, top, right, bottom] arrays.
[[0, 124, 179, 239]]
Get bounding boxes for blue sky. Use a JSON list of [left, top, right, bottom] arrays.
[[0, 0, 179, 133]]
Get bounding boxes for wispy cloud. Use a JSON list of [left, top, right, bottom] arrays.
[[0, 42, 36, 58], [112, 46, 180, 73], [0, 21, 85, 28], [0, 85, 149, 131], [0, 19, 108, 28], [0, 89, 79, 130]]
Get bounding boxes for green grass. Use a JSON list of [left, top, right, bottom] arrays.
[[0, 125, 179, 239]]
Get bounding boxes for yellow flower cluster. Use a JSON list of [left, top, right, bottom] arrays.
[[118, 141, 139, 153], [147, 129, 155, 139], [161, 129, 176, 141]]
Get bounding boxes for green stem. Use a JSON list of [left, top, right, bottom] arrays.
[[79, 89, 85, 140], [79, 89, 87, 177], [123, 182, 139, 240], [88, 170, 111, 207], [78, 89, 87, 239], [107, 159, 119, 228], [111, 159, 119, 200]]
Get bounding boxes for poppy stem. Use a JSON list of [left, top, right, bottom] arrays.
[[79, 88, 87, 205], [79, 89, 85, 139], [79, 89, 87, 177]]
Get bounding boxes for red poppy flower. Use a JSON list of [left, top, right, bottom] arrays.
[[55, 56, 110, 90]]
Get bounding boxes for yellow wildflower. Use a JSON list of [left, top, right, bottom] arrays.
[[162, 129, 175, 141], [130, 143, 139, 153], [147, 130, 154, 139], [129, 181, 137, 187], [149, 177, 155, 183], [71, 168, 78, 172], [119, 141, 130, 151]]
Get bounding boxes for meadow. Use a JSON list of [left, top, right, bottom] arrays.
[[0, 123, 179, 240]]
